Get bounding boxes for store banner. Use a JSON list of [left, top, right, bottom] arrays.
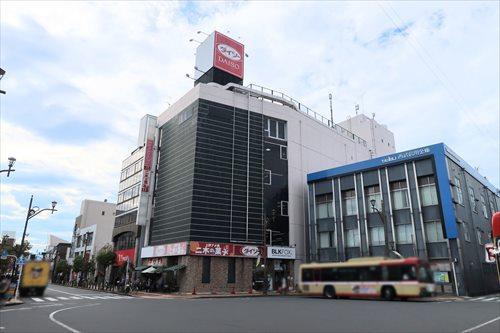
[[189, 241, 264, 258], [267, 246, 296, 259], [141, 242, 188, 259], [141, 139, 154, 192], [114, 248, 135, 266], [213, 31, 244, 79]]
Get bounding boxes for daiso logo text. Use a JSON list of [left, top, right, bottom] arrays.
[[217, 43, 241, 61]]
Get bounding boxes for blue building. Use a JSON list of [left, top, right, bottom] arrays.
[[307, 143, 500, 296]]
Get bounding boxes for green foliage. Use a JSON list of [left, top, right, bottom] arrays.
[[0, 236, 32, 274], [96, 244, 115, 272], [56, 259, 70, 275], [72, 255, 84, 273], [87, 257, 96, 275]]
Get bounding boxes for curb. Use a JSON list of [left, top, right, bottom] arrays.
[[2, 299, 24, 307], [135, 292, 300, 300]]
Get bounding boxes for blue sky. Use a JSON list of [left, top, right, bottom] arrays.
[[1, 1, 499, 253]]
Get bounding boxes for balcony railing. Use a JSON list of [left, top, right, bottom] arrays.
[[246, 83, 367, 146]]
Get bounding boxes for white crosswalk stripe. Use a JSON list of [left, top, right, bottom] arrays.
[[45, 297, 58, 302], [57, 297, 70, 300], [31, 298, 44, 302], [70, 296, 82, 299], [27, 294, 134, 303], [481, 297, 497, 302], [472, 296, 487, 301]]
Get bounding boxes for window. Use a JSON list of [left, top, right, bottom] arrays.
[[302, 269, 314, 282], [101, 211, 105, 216], [454, 176, 463, 205], [316, 194, 333, 219], [280, 146, 287, 160], [319, 230, 335, 248], [369, 226, 385, 246], [77, 236, 82, 248], [178, 108, 193, 124], [476, 230, 483, 245], [418, 176, 438, 206], [264, 170, 271, 185], [202, 257, 211, 283], [468, 187, 477, 212], [342, 189, 357, 216], [390, 180, 409, 209], [345, 228, 360, 247], [365, 185, 381, 212], [490, 199, 497, 217], [396, 224, 413, 244], [424, 221, 444, 243], [227, 258, 236, 284], [461, 223, 471, 242], [480, 195, 488, 219], [266, 118, 286, 140], [85, 232, 94, 246], [280, 201, 288, 216]]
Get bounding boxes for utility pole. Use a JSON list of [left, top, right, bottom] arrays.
[[328, 93, 334, 127]]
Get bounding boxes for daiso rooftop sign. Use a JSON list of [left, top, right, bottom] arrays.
[[213, 31, 244, 79]]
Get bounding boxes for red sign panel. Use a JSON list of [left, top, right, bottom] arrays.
[[213, 31, 244, 79], [190, 241, 263, 258], [114, 248, 135, 266], [141, 139, 154, 192]]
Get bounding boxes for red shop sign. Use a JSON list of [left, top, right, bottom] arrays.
[[114, 248, 135, 266], [190, 241, 264, 258]]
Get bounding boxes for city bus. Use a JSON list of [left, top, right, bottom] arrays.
[[299, 257, 435, 300]]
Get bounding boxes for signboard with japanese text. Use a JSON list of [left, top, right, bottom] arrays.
[[189, 241, 264, 258], [143, 257, 166, 266], [213, 31, 244, 79], [141, 139, 154, 192], [141, 242, 188, 259], [114, 248, 135, 266]]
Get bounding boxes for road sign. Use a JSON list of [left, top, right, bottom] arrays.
[[16, 256, 26, 266]]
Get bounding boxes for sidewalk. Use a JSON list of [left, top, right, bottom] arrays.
[[135, 290, 299, 299], [2, 298, 24, 307]]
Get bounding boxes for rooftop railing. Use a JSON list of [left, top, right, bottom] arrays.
[[246, 83, 367, 146]]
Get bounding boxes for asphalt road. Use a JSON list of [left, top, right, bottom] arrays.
[[1, 284, 500, 333]]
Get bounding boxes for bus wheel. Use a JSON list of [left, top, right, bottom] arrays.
[[381, 286, 396, 301], [323, 286, 336, 299]]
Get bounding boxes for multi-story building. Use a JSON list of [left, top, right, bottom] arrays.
[[111, 31, 395, 292], [307, 143, 500, 296], [43, 235, 71, 281], [339, 113, 396, 157], [68, 199, 116, 264]]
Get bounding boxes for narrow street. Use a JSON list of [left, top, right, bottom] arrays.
[[1, 284, 499, 333]]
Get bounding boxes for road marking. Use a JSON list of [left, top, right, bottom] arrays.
[[472, 296, 486, 301], [79, 296, 96, 299], [70, 296, 82, 299], [49, 303, 100, 333], [57, 297, 70, 300], [45, 297, 58, 302], [32, 298, 44, 302], [461, 316, 500, 333], [481, 297, 497, 302], [0, 307, 32, 313], [47, 288, 82, 297]]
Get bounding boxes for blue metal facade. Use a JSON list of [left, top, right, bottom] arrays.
[[308, 143, 498, 240]]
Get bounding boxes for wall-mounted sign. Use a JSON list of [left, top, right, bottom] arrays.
[[141, 139, 154, 192], [189, 241, 263, 258], [485, 243, 496, 263], [213, 31, 244, 79], [267, 246, 296, 259], [143, 257, 166, 266], [114, 248, 135, 266], [141, 242, 188, 259], [433, 271, 450, 284], [380, 147, 431, 164]]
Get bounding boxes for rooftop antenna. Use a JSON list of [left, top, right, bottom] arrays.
[[355, 104, 359, 115], [372, 112, 375, 119], [328, 93, 333, 126]]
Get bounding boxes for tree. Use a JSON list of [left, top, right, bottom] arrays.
[[0, 236, 32, 274], [96, 244, 115, 274], [55, 259, 71, 282], [87, 257, 96, 276], [72, 255, 84, 273]]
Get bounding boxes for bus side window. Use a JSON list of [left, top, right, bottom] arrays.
[[338, 267, 359, 281], [321, 268, 337, 282], [361, 266, 381, 281], [314, 269, 321, 282], [302, 269, 314, 282]]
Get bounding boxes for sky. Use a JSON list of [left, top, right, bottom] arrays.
[[1, 1, 499, 254]]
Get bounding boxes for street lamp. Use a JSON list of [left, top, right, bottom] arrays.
[[0, 157, 16, 177], [13, 196, 57, 299], [370, 199, 393, 258]]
